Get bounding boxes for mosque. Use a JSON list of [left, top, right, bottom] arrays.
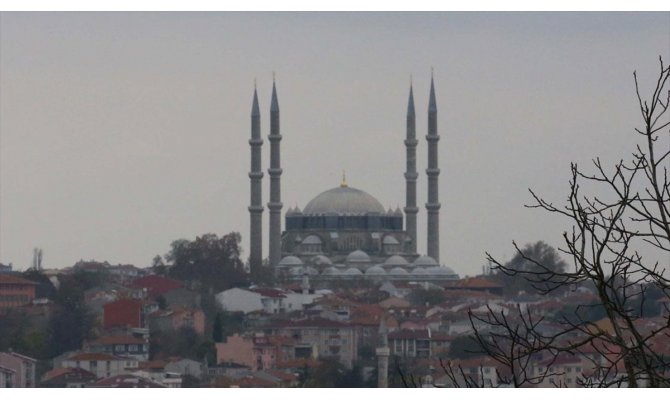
[[247, 75, 458, 284]]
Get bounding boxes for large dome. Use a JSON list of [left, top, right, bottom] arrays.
[[303, 186, 385, 215]]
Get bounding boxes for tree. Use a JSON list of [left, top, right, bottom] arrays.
[[446, 335, 488, 360], [466, 58, 670, 388], [165, 232, 249, 292], [490, 241, 567, 296], [212, 313, 223, 342]]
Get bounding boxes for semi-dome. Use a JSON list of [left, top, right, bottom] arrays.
[[411, 267, 428, 275], [303, 186, 385, 215], [278, 256, 304, 267], [384, 255, 409, 266], [322, 266, 341, 275], [289, 266, 304, 276], [302, 235, 322, 245], [389, 267, 408, 275], [366, 265, 386, 275], [304, 266, 319, 275], [310, 255, 332, 266], [383, 236, 400, 245], [346, 250, 371, 264], [412, 255, 439, 267], [342, 267, 363, 276], [426, 266, 454, 275]]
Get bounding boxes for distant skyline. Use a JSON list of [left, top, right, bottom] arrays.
[[1, 12, 669, 276]]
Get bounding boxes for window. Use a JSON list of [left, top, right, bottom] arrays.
[[90, 361, 97, 368], [575, 367, 581, 372], [114, 345, 125, 352], [395, 340, 402, 353], [566, 367, 571, 372], [128, 345, 138, 352]]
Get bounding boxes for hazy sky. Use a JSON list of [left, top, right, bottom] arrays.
[[1, 12, 669, 276]]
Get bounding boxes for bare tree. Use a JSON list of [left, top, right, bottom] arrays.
[[467, 57, 670, 388]]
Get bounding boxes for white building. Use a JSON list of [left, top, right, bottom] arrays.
[[215, 287, 322, 314], [61, 353, 139, 378]]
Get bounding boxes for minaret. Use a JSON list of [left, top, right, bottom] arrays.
[[404, 79, 419, 253], [426, 72, 441, 262], [376, 318, 390, 388], [267, 76, 283, 268], [248, 84, 264, 276]]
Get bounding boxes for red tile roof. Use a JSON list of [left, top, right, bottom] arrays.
[[103, 298, 143, 329], [0, 274, 38, 285], [445, 277, 503, 289], [275, 359, 322, 369], [131, 275, 181, 297], [42, 367, 97, 382], [68, 352, 130, 361]]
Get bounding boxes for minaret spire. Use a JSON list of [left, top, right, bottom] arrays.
[[426, 73, 441, 262], [249, 85, 264, 278], [268, 77, 283, 268], [404, 79, 418, 253]]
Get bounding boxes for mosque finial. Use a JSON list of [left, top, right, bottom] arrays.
[[341, 170, 348, 188]]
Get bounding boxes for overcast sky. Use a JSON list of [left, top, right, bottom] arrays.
[[1, 12, 669, 275]]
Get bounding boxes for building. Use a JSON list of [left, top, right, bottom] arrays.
[[0, 274, 38, 308], [262, 317, 358, 368], [87, 374, 166, 388], [215, 287, 321, 314], [130, 275, 182, 298], [60, 353, 139, 378], [0, 352, 37, 387], [247, 77, 459, 285], [40, 367, 98, 388], [148, 307, 206, 335], [388, 329, 432, 358], [0, 365, 14, 388], [103, 298, 158, 329], [85, 335, 150, 361], [0, 263, 12, 273]]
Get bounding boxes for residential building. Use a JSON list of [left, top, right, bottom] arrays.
[[0, 351, 37, 387], [87, 374, 165, 388], [40, 367, 98, 388], [215, 287, 320, 314], [263, 317, 358, 368], [130, 275, 181, 298], [0, 365, 15, 388], [0, 274, 38, 308], [216, 333, 295, 371], [61, 353, 139, 378], [85, 335, 150, 361], [388, 329, 431, 358], [148, 307, 205, 335], [164, 358, 204, 379], [103, 298, 153, 329]]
